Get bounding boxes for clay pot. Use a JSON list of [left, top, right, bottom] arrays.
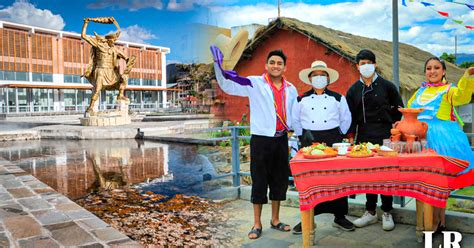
[[391, 134, 401, 142], [393, 108, 428, 141], [390, 129, 401, 135], [405, 134, 417, 143]]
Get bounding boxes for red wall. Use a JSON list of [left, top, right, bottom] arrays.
[[214, 29, 361, 122]]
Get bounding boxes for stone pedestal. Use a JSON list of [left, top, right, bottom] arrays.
[[80, 99, 131, 126]]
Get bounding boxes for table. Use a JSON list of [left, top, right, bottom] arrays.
[[290, 151, 474, 247]]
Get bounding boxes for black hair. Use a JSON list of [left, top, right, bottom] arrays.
[[356, 49, 376, 64], [267, 49, 287, 65], [424, 56, 446, 72], [424, 56, 447, 83], [308, 70, 329, 79]]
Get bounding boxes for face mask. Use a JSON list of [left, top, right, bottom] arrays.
[[311, 76, 328, 89], [359, 64, 375, 78]]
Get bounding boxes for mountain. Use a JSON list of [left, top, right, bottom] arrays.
[[456, 53, 474, 65]]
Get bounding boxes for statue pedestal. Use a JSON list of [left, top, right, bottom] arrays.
[[80, 99, 131, 126]]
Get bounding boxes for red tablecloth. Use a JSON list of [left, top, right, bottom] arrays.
[[290, 151, 474, 211]]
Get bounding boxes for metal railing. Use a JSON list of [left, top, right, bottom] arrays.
[[200, 126, 473, 206]]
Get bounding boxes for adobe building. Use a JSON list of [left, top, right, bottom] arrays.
[[214, 17, 465, 122], [0, 20, 173, 114]]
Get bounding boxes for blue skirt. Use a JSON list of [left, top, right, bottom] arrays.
[[424, 118, 474, 174]]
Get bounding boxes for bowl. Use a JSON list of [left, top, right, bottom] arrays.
[[333, 143, 351, 155], [332, 143, 351, 149]]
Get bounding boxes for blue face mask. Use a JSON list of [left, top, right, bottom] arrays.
[[311, 76, 328, 89], [359, 64, 375, 78]]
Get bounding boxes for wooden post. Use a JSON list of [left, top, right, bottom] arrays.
[[301, 209, 314, 248], [416, 200, 424, 243], [423, 203, 434, 231]]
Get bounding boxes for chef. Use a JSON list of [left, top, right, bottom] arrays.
[[291, 60, 354, 234]]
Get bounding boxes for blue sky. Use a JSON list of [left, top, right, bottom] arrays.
[[0, 0, 203, 63], [0, 0, 472, 63], [201, 0, 474, 57]]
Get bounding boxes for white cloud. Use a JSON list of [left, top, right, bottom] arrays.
[[206, 0, 474, 56], [166, 0, 236, 11], [87, 0, 163, 11], [167, 0, 194, 11], [0, 0, 65, 30], [118, 25, 157, 44]]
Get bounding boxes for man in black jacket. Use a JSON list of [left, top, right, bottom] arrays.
[[345, 49, 404, 231]]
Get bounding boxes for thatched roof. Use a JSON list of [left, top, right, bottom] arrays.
[[241, 17, 464, 91]]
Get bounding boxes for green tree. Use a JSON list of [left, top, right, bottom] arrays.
[[440, 53, 456, 64], [459, 61, 474, 68]]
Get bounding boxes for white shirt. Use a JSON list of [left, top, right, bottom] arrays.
[[214, 63, 298, 137], [292, 89, 352, 136]]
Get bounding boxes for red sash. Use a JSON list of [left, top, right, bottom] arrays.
[[263, 73, 289, 131]]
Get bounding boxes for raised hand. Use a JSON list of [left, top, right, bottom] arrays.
[[468, 67, 474, 76], [210, 45, 223, 64]]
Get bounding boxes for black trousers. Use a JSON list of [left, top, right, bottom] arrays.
[[358, 123, 394, 212], [300, 127, 348, 218], [250, 134, 289, 204]]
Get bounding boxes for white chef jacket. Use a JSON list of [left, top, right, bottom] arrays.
[[292, 89, 352, 136]]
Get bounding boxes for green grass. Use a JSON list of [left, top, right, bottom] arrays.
[[451, 186, 474, 196], [446, 186, 474, 214]]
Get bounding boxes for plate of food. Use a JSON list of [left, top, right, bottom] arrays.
[[377, 145, 398, 157], [364, 142, 380, 152], [300, 143, 338, 159], [346, 144, 375, 158]]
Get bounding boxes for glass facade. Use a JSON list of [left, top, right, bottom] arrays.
[[143, 79, 157, 86], [7, 88, 16, 113], [129, 78, 141, 86], [32, 73, 53, 82], [32, 89, 52, 112], [0, 24, 168, 114], [0, 71, 29, 81], [17, 88, 28, 112], [0, 88, 164, 114], [64, 74, 82, 83], [63, 89, 77, 111]]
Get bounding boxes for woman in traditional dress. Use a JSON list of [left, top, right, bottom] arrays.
[[408, 56, 474, 233]]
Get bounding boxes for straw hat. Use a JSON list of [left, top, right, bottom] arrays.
[[214, 30, 248, 70], [298, 60, 339, 85]]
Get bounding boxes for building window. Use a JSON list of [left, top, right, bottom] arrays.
[[129, 78, 141, 86], [0, 71, 29, 81], [16, 72, 29, 81], [64, 74, 82, 83], [32, 73, 53, 82], [4, 71, 14, 80], [143, 79, 157, 86], [63, 89, 77, 111]]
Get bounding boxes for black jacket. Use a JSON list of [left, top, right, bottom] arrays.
[[346, 76, 404, 135]]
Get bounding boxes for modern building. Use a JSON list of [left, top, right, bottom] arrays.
[[0, 20, 173, 114]]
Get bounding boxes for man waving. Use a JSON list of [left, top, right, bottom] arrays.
[[211, 46, 298, 239]]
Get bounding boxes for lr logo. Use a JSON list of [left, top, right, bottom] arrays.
[[423, 231, 463, 248]]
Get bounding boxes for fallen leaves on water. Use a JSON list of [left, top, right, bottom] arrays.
[[76, 188, 233, 247]]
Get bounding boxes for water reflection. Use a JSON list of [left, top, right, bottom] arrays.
[[0, 140, 222, 199]]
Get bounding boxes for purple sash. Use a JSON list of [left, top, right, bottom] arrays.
[[210, 45, 252, 87]]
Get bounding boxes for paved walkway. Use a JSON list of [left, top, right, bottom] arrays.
[[0, 115, 218, 141], [0, 159, 139, 248], [221, 200, 474, 248]]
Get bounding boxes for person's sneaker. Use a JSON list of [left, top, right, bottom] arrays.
[[382, 212, 395, 231], [332, 217, 355, 231], [292, 221, 316, 235], [353, 211, 378, 228]]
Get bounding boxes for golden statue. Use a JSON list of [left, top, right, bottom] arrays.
[[81, 17, 136, 114]]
